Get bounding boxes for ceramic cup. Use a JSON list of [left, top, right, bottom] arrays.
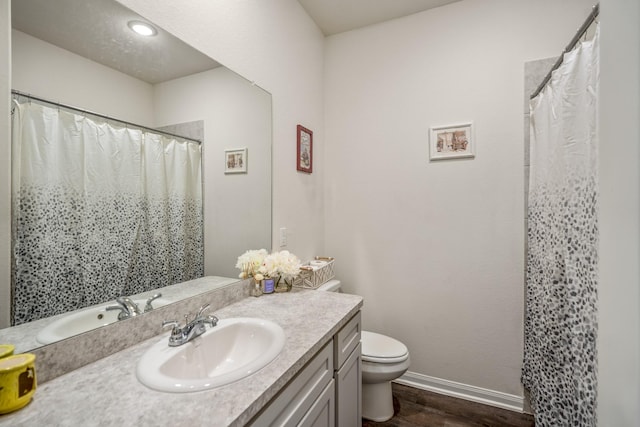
[[0, 353, 37, 414]]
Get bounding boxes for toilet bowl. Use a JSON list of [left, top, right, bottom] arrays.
[[317, 280, 410, 422], [361, 331, 410, 421]]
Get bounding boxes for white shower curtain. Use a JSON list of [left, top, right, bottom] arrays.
[[523, 28, 599, 425], [11, 101, 203, 325]]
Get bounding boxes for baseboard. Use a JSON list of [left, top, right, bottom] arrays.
[[394, 371, 524, 413]]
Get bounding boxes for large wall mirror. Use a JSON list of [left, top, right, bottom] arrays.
[[0, 0, 272, 353]]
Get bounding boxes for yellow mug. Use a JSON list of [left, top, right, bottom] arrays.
[[0, 353, 37, 414]]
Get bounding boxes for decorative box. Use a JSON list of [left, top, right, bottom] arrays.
[[293, 257, 335, 289]]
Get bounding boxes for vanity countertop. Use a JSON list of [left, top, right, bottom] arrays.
[[0, 290, 363, 427]]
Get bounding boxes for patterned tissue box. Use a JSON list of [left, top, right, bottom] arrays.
[[293, 257, 335, 289]]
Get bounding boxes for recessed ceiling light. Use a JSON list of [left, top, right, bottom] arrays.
[[127, 20, 157, 37]]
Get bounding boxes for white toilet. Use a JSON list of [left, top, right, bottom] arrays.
[[317, 279, 410, 422]]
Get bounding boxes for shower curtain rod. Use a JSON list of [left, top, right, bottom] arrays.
[[530, 3, 599, 100], [11, 90, 202, 144]]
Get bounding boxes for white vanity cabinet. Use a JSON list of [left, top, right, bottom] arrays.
[[0, 288, 364, 427], [250, 311, 361, 427]]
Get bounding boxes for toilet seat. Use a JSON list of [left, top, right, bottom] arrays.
[[361, 331, 408, 364]]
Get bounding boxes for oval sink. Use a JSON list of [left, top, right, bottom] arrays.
[[36, 298, 171, 344], [136, 317, 286, 393]]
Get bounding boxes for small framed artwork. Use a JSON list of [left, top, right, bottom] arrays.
[[224, 148, 247, 174], [429, 122, 475, 161], [297, 125, 313, 173]]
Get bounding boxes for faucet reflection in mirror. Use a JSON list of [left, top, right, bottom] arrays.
[[236, 249, 302, 294], [11, 96, 204, 325], [105, 293, 163, 321]]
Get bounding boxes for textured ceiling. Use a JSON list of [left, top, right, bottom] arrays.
[[298, 0, 463, 35], [12, 0, 463, 84], [11, 0, 220, 84]]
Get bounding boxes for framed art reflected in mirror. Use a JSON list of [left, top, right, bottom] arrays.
[[296, 124, 313, 173]]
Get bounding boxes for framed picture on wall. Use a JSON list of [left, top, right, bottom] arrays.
[[224, 148, 248, 173], [429, 122, 475, 160], [297, 125, 313, 173]]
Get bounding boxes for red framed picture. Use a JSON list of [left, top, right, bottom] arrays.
[[296, 125, 313, 173]]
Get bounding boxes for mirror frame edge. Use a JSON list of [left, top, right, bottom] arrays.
[[1, 0, 13, 330]]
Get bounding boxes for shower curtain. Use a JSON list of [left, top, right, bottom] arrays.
[[523, 28, 599, 425], [11, 101, 203, 325]]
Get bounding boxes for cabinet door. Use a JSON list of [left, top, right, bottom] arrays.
[[298, 380, 335, 427], [250, 341, 333, 426], [335, 342, 362, 427]]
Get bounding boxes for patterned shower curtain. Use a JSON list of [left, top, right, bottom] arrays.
[[522, 28, 599, 425], [11, 101, 203, 325]]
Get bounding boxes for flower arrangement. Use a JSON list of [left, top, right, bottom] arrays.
[[236, 249, 302, 282], [260, 250, 302, 279], [236, 249, 268, 280]]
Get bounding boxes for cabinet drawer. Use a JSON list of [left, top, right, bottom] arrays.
[[250, 340, 334, 426], [334, 311, 361, 369]]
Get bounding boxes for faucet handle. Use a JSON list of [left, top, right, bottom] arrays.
[[144, 293, 163, 312], [195, 303, 211, 319], [162, 320, 181, 335], [163, 320, 184, 346], [162, 319, 179, 329]]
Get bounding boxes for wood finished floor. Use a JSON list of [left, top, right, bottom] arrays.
[[361, 384, 535, 427]]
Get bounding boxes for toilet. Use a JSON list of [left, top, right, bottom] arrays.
[[317, 280, 410, 422]]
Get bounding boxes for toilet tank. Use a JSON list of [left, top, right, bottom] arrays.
[[317, 279, 342, 292]]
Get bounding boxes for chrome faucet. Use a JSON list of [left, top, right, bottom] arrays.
[[106, 296, 142, 321], [162, 304, 218, 347], [106, 293, 163, 321]]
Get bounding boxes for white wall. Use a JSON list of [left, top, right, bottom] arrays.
[[154, 67, 272, 278], [324, 0, 594, 399], [11, 30, 154, 126], [118, 0, 327, 262], [598, 0, 640, 424]]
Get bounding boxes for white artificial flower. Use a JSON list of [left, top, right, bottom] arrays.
[[262, 250, 302, 277], [235, 249, 268, 276], [237, 249, 301, 279]]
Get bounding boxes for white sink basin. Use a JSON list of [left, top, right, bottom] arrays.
[[136, 317, 286, 393], [36, 298, 170, 344]]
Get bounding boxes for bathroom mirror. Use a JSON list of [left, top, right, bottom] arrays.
[[0, 0, 272, 351]]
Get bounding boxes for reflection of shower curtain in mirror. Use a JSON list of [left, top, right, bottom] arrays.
[[11, 101, 203, 325], [523, 28, 599, 425]]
